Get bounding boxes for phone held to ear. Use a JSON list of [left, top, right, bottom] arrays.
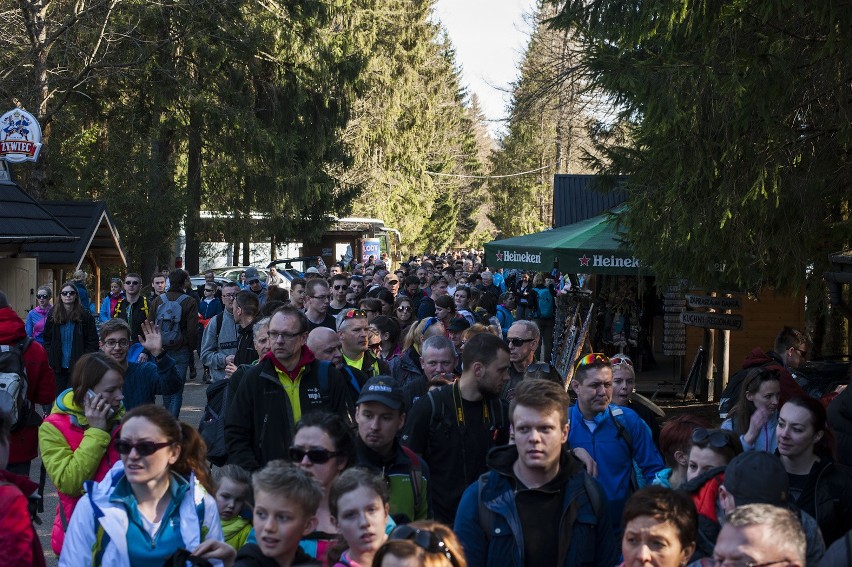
[[86, 389, 115, 418]]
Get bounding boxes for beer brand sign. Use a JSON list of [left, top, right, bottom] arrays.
[[578, 254, 640, 269], [0, 108, 42, 163], [495, 250, 542, 265]]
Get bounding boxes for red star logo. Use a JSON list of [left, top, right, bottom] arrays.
[[579, 254, 590, 266], [496, 252, 503, 261]]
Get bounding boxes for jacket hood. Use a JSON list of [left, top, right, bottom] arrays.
[[0, 306, 26, 344], [743, 348, 784, 369], [263, 345, 316, 379], [486, 444, 582, 485], [51, 387, 126, 426]]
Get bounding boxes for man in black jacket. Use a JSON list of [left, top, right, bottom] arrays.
[[225, 305, 354, 471]]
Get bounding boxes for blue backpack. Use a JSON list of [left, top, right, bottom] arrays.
[[534, 288, 555, 318]]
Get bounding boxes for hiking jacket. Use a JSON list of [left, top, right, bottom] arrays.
[[224, 351, 354, 471], [355, 437, 431, 522], [389, 346, 424, 387], [495, 305, 514, 339], [112, 296, 151, 344], [43, 310, 98, 372], [39, 388, 124, 554], [0, 469, 46, 567], [59, 461, 223, 567], [99, 293, 123, 323], [122, 355, 182, 410], [792, 453, 852, 545], [454, 445, 617, 567], [25, 304, 51, 344], [147, 289, 198, 351], [200, 310, 239, 381], [0, 306, 55, 464], [567, 403, 664, 531]]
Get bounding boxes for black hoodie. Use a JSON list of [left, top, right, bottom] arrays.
[[233, 543, 320, 567]]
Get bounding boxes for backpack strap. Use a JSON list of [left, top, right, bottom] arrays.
[[399, 445, 423, 509], [341, 365, 360, 395], [215, 311, 224, 337], [476, 472, 495, 540], [316, 360, 330, 398], [609, 406, 638, 491]]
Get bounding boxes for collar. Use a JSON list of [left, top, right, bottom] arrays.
[[263, 346, 315, 378]]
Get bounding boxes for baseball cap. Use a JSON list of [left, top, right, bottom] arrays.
[[244, 267, 260, 282], [384, 273, 399, 285], [357, 376, 405, 411], [723, 451, 789, 506], [447, 317, 471, 333]]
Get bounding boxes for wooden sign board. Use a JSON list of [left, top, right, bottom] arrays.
[[680, 311, 744, 331], [685, 294, 742, 310]]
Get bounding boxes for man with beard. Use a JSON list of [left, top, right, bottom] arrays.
[[401, 332, 511, 524]]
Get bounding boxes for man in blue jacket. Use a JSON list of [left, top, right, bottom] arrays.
[[568, 353, 665, 534], [454, 378, 617, 567]]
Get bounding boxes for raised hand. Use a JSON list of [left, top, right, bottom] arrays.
[[138, 320, 164, 358]]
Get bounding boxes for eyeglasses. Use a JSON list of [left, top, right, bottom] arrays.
[[204, 288, 215, 292], [691, 428, 736, 450], [60, 290, 77, 297], [611, 355, 633, 367], [342, 309, 367, 319], [310, 294, 330, 302], [333, 285, 348, 290], [36, 294, 49, 299], [288, 447, 341, 464], [268, 330, 305, 342], [389, 525, 459, 567], [103, 339, 130, 349], [223, 293, 237, 298], [699, 558, 791, 567], [124, 280, 140, 285], [790, 346, 806, 357], [397, 305, 412, 312], [575, 353, 610, 370], [114, 439, 173, 456], [506, 337, 535, 347]]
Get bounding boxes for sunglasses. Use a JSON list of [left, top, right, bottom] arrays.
[[204, 288, 215, 292], [114, 439, 173, 456], [389, 525, 459, 567], [288, 447, 341, 464], [333, 285, 348, 290], [575, 352, 610, 370], [691, 428, 736, 450], [397, 305, 412, 312], [343, 308, 367, 319], [60, 290, 77, 297], [611, 355, 633, 367], [506, 337, 535, 347], [124, 280, 141, 285], [36, 294, 49, 299]]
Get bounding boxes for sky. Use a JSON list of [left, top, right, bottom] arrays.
[[433, 0, 539, 138]]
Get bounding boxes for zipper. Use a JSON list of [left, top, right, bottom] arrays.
[[259, 414, 269, 449]]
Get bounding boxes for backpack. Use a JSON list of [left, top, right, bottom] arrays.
[[155, 294, 189, 348], [0, 338, 34, 431], [534, 288, 554, 318]]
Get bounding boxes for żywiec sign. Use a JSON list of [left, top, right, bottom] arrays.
[[578, 254, 640, 268], [0, 108, 42, 163], [496, 250, 542, 264]]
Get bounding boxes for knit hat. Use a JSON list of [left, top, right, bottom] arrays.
[[723, 451, 789, 506]]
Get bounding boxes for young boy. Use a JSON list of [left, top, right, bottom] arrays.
[[234, 460, 324, 567], [214, 465, 254, 550], [0, 411, 46, 566]]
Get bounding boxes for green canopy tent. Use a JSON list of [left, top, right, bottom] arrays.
[[484, 207, 644, 275]]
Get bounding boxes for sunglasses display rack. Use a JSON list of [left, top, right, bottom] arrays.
[[552, 291, 595, 387]]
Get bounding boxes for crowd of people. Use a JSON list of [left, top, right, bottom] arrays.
[[1, 252, 852, 566]]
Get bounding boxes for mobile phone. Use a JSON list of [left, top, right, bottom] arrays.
[[86, 389, 115, 418]]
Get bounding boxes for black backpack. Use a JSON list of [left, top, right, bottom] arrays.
[[199, 379, 231, 466], [0, 338, 34, 431]]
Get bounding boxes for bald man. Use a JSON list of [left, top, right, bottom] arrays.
[[307, 326, 343, 369]]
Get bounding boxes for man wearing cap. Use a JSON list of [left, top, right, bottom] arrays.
[[717, 451, 825, 565], [242, 267, 268, 306], [354, 376, 431, 523], [502, 320, 562, 401], [712, 504, 806, 567], [304, 278, 336, 332], [402, 333, 511, 524], [383, 273, 400, 297], [447, 316, 470, 353]]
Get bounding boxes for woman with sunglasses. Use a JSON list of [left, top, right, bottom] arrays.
[[26, 285, 53, 345], [59, 403, 229, 566], [684, 428, 742, 482], [39, 352, 126, 555], [610, 354, 662, 448], [777, 396, 852, 545], [291, 411, 357, 565], [375, 521, 466, 567], [721, 369, 781, 453], [392, 297, 415, 336], [43, 281, 99, 395]]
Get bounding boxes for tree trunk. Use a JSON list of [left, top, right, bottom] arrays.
[[184, 100, 202, 275]]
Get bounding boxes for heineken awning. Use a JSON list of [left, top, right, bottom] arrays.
[[484, 207, 643, 275]]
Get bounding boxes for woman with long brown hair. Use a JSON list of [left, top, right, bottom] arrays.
[[43, 280, 98, 395], [59, 403, 227, 566]]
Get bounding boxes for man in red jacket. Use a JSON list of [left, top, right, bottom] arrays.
[[0, 291, 55, 478], [740, 326, 808, 405]]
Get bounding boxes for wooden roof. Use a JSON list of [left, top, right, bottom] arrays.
[[0, 178, 77, 244]]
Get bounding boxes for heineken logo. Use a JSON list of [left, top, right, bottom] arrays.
[[496, 250, 541, 264], [579, 254, 640, 268]]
